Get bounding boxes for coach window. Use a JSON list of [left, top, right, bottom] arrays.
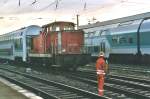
[[100, 42, 105, 53], [88, 32, 91, 37], [88, 46, 92, 53], [4, 36, 7, 41], [15, 39, 23, 50], [95, 31, 100, 36], [112, 36, 118, 44], [94, 46, 99, 53], [101, 30, 108, 36], [87, 33, 89, 37], [84, 33, 88, 38], [119, 37, 126, 44], [87, 32, 90, 37], [93, 31, 97, 37], [89, 32, 94, 37], [128, 37, 133, 44]]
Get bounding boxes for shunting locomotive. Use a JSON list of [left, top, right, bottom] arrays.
[[29, 21, 90, 70]]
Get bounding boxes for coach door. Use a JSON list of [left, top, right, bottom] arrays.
[[100, 40, 105, 53]]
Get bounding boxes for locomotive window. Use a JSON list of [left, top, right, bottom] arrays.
[[64, 26, 69, 30], [52, 26, 56, 31], [56, 26, 60, 31], [69, 26, 74, 30], [64, 26, 74, 30], [47, 27, 51, 32], [50, 27, 52, 31]]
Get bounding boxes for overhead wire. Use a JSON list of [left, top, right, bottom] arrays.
[[39, 0, 61, 11], [83, 2, 87, 10], [119, 0, 150, 6], [18, 0, 20, 6], [55, 0, 58, 9], [31, 0, 37, 5]]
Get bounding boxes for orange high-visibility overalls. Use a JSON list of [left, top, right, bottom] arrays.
[[96, 56, 105, 96]]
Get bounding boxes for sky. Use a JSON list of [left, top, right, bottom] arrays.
[[0, 0, 150, 34]]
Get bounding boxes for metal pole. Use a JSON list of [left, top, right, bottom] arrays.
[[77, 14, 79, 29]]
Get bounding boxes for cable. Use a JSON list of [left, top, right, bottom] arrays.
[[31, 0, 37, 5], [18, 0, 20, 6], [39, 0, 61, 11]]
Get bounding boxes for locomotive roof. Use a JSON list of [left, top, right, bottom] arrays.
[[42, 21, 75, 28], [79, 12, 150, 29]]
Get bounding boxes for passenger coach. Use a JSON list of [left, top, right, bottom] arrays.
[[0, 25, 41, 63], [80, 12, 150, 64]]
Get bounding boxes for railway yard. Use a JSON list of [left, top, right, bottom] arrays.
[[1, 11, 150, 99], [0, 62, 149, 99], [1, 1, 150, 99]]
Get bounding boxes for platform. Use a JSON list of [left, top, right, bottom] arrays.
[[0, 81, 28, 99], [0, 77, 43, 99]]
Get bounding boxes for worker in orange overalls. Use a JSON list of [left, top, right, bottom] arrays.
[[96, 51, 106, 96]]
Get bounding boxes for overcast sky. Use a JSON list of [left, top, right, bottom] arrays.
[[0, 0, 150, 34]]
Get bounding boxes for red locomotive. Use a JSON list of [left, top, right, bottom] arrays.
[[29, 21, 90, 70]]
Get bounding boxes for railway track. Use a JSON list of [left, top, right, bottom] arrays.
[[0, 67, 108, 99], [79, 63, 150, 80], [64, 70, 150, 99], [0, 64, 150, 99], [110, 64, 150, 76]]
